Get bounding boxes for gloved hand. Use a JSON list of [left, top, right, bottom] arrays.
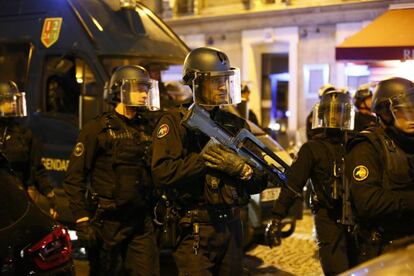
[[264, 217, 296, 248], [202, 144, 251, 179], [76, 221, 97, 248]]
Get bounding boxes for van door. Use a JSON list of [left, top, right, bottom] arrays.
[[33, 53, 102, 184], [23, 53, 102, 223]]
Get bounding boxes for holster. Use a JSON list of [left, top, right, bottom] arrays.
[[161, 206, 180, 249]]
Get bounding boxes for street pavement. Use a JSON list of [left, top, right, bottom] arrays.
[[243, 210, 323, 275], [75, 210, 323, 275]]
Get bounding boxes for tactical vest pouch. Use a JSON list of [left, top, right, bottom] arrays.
[[112, 139, 147, 208], [362, 128, 414, 190]]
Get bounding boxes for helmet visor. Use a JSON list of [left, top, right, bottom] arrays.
[[120, 79, 160, 111], [390, 89, 414, 121], [192, 68, 241, 106], [312, 100, 355, 130], [0, 92, 27, 117]]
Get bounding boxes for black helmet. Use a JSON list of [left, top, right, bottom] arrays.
[[318, 84, 336, 98], [182, 47, 241, 106], [104, 65, 151, 104], [103, 65, 160, 110], [0, 80, 19, 96], [182, 47, 231, 85], [372, 77, 414, 125], [354, 83, 373, 109], [312, 90, 355, 130], [0, 81, 27, 117]]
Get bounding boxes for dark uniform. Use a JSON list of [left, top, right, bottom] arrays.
[[353, 111, 378, 132], [0, 119, 53, 195], [347, 126, 414, 264], [152, 107, 267, 275], [64, 110, 159, 275], [272, 132, 351, 275], [347, 77, 414, 265]]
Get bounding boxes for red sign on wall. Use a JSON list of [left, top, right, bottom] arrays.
[[41, 18, 63, 48]]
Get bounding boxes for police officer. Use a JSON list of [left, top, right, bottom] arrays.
[[63, 65, 160, 275], [347, 77, 414, 265], [306, 84, 336, 140], [151, 47, 268, 275], [0, 81, 56, 216], [239, 84, 259, 125], [267, 90, 355, 275], [353, 83, 378, 131]]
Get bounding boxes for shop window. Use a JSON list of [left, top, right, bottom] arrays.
[[303, 64, 329, 99]]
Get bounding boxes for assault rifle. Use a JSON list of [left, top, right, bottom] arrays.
[[181, 104, 302, 198]]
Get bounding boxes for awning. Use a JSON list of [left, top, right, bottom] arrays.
[[336, 8, 414, 61]]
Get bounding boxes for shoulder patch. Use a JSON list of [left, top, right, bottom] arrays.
[[157, 124, 169, 139], [353, 165, 369, 181], [74, 142, 84, 157]]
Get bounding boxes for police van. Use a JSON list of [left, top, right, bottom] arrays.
[[0, 0, 189, 223]]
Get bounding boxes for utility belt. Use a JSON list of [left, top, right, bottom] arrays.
[[92, 197, 147, 223], [180, 206, 241, 225], [177, 206, 241, 256]]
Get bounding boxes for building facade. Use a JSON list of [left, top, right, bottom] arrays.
[[145, 0, 413, 134]]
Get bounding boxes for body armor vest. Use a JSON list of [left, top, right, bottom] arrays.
[[93, 112, 152, 208], [361, 128, 414, 191], [308, 138, 346, 210]]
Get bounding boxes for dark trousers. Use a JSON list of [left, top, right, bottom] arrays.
[[314, 208, 351, 276], [173, 218, 243, 276], [87, 216, 159, 276]]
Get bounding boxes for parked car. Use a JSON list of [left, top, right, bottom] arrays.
[[0, 153, 73, 275], [340, 239, 414, 276]]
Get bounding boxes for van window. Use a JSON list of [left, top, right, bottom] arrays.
[[0, 43, 32, 91], [44, 56, 96, 115]]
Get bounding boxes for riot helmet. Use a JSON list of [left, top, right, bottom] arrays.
[[0, 81, 27, 117], [104, 65, 160, 110], [372, 77, 414, 134], [182, 47, 241, 107], [165, 81, 192, 105], [318, 84, 336, 98], [354, 83, 373, 110], [312, 90, 355, 130]]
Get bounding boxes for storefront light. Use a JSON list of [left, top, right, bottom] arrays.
[[396, 60, 414, 80], [345, 64, 369, 76]]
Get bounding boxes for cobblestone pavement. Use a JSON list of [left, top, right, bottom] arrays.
[[244, 210, 324, 276], [75, 210, 323, 276]]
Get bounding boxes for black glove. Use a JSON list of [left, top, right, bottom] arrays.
[[76, 221, 97, 248], [264, 217, 296, 248], [202, 144, 250, 178]]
